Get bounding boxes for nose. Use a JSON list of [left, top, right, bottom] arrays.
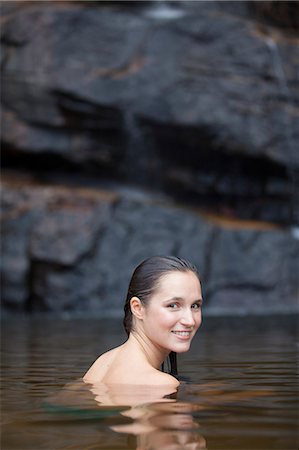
[[180, 307, 196, 328]]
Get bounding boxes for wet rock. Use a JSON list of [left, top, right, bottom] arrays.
[[93, 199, 215, 309], [1, 186, 42, 309], [1, 181, 116, 311], [205, 226, 299, 315], [1, 181, 298, 315], [30, 198, 110, 266], [250, 1, 299, 34], [1, 1, 298, 224]]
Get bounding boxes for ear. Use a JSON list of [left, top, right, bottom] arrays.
[[130, 296, 144, 320]]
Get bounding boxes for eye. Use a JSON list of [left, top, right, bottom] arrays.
[[191, 302, 202, 309], [167, 303, 179, 309]]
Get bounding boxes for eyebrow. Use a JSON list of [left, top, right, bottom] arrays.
[[163, 297, 203, 304]]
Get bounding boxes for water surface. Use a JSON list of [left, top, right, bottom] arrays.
[[1, 315, 298, 449]]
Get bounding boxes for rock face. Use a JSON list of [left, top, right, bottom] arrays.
[[1, 1, 299, 224], [1, 1, 299, 315], [1, 180, 298, 315]]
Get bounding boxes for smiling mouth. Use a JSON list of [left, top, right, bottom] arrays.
[[171, 331, 192, 337]]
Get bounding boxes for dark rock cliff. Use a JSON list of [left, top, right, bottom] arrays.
[[1, 1, 298, 315], [2, 178, 298, 315]]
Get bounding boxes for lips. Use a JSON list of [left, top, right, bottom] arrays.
[[171, 330, 192, 339]]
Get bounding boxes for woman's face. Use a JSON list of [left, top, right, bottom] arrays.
[[141, 271, 203, 354]]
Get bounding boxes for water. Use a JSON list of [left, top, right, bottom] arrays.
[[144, 1, 185, 20], [1, 315, 298, 449]]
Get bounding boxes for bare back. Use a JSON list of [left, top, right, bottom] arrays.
[[83, 346, 122, 383], [83, 343, 179, 388]]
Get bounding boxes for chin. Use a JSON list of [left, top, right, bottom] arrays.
[[172, 343, 191, 353]]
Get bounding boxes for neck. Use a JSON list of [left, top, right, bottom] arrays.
[[127, 331, 170, 370]]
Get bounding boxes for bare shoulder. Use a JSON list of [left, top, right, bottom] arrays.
[[83, 346, 121, 382], [146, 369, 180, 388]]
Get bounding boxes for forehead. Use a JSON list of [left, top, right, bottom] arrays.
[[154, 271, 201, 298]]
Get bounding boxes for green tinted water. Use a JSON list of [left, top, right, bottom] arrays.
[[1, 316, 298, 449]]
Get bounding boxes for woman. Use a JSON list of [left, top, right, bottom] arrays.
[[83, 256, 203, 388]]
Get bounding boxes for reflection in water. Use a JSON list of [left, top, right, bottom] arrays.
[[112, 403, 207, 450], [49, 377, 277, 450], [51, 380, 207, 450], [134, 428, 206, 450]]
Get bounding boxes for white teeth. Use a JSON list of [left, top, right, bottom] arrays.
[[172, 331, 191, 336]]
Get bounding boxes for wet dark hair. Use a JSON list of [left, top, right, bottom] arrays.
[[123, 255, 200, 378]]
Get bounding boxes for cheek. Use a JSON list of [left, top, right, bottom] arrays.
[[196, 312, 202, 328], [146, 308, 176, 329]]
